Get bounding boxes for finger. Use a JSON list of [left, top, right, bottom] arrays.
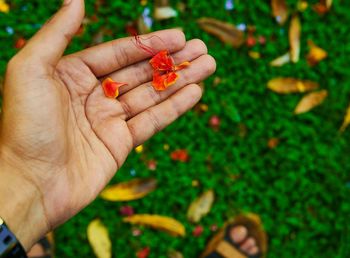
[[118, 54, 216, 120], [70, 29, 186, 77], [107, 39, 208, 95], [126, 84, 202, 147], [20, 0, 84, 67]]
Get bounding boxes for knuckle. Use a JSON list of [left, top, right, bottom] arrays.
[[192, 39, 208, 55], [112, 41, 130, 68], [146, 109, 162, 133], [204, 55, 217, 75]]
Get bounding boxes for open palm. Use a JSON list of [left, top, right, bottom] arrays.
[[0, 0, 215, 249]]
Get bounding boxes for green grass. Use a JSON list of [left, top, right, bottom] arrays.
[[1, 0, 350, 257]]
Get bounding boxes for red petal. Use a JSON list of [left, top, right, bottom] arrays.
[[102, 78, 127, 98], [152, 71, 167, 91], [175, 61, 191, 71], [165, 72, 179, 87], [150, 50, 174, 71]]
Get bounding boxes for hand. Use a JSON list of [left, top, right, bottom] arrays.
[[0, 0, 216, 249]]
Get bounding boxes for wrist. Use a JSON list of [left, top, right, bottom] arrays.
[[0, 151, 49, 251]]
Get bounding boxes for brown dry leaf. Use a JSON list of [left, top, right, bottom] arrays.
[[340, 104, 350, 132], [271, 0, 289, 25], [267, 78, 319, 94], [313, 0, 332, 14], [187, 190, 215, 223], [289, 15, 301, 63], [197, 18, 245, 48], [87, 219, 112, 258], [270, 52, 290, 67], [307, 40, 327, 66], [294, 90, 328, 114], [123, 214, 186, 237], [100, 178, 157, 201]]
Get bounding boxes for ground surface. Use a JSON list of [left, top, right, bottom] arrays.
[[1, 0, 350, 257]]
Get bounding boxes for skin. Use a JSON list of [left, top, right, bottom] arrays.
[[0, 0, 216, 250]]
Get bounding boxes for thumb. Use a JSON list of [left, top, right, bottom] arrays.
[[21, 0, 85, 67]]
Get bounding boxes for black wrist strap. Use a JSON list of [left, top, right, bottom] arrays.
[[0, 218, 27, 258]]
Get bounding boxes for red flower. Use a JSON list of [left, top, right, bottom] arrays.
[[170, 149, 189, 162], [150, 50, 190, 91], [134, 35, 190, 91], [137, 247, 150, 258], [193, 225, 204, 237], [246, 36, 256, 47]]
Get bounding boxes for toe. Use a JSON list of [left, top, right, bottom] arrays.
[[240, 237, 256, 253], [229, 226, 248, 244], [247, 246, 259, 256]]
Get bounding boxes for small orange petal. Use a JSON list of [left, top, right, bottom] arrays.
[[152, 71, 167, 91], [175, 61, 191, 71], [164, 72, 179, 87], [102, 78, 127, 98]]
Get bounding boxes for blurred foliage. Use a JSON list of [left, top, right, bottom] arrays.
[[1, 0, 350, 257]]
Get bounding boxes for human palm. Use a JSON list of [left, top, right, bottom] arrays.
[[0, 0, 215, 249]]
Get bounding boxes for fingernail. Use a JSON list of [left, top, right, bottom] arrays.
[[63, 0, 72, 5]]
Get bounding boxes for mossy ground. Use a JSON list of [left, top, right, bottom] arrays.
[[1, 0, 350, 257]]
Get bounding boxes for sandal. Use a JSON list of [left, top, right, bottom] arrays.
[[201, 213, 267, 258], [27, 232, 54, 258]]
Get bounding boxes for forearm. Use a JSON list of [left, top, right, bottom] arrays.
[[0, 154, 48, 250]]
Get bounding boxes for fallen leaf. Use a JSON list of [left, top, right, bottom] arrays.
[[289, 15, 301, 63], [270, 52, 290, 67], [187, 190, 215, 223], [340, 104, 350, 132], [154, 0, 177, 20], [123, 214, 186, 237], [87, 219, 112, 258], [100, 178, 157, 201], [307, 40, 327, 66], [267, 78, 319, 94], [271, 0, 289, 25], [197, 18, 245, 48], [297, 0, 309, 12], [168, 250, 184, 258], [0, 0, 9, 13], [294, 90, 328, 114], [313, 0, 332, 14]]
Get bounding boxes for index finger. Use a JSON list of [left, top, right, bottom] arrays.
[[69, 29, 186, 77]]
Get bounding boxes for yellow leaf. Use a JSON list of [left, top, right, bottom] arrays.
[[100, 178, 157, 201], [294, 90, 328, 114], [123, 214, 186, 237], [267, 78, 319, 94], [197, 18, 245, 48], [0, 0, 9, 13], [271, 0, 289, 25], [340, 104, 350, 132], [187, 190, 215, 223], [270, 52, 290, 67], [87, 219, 112, 258], [289, 15, 301, 63], [307, 40, 327, 66]]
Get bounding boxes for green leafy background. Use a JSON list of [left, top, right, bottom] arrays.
[[1, 0, 350, 257]]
